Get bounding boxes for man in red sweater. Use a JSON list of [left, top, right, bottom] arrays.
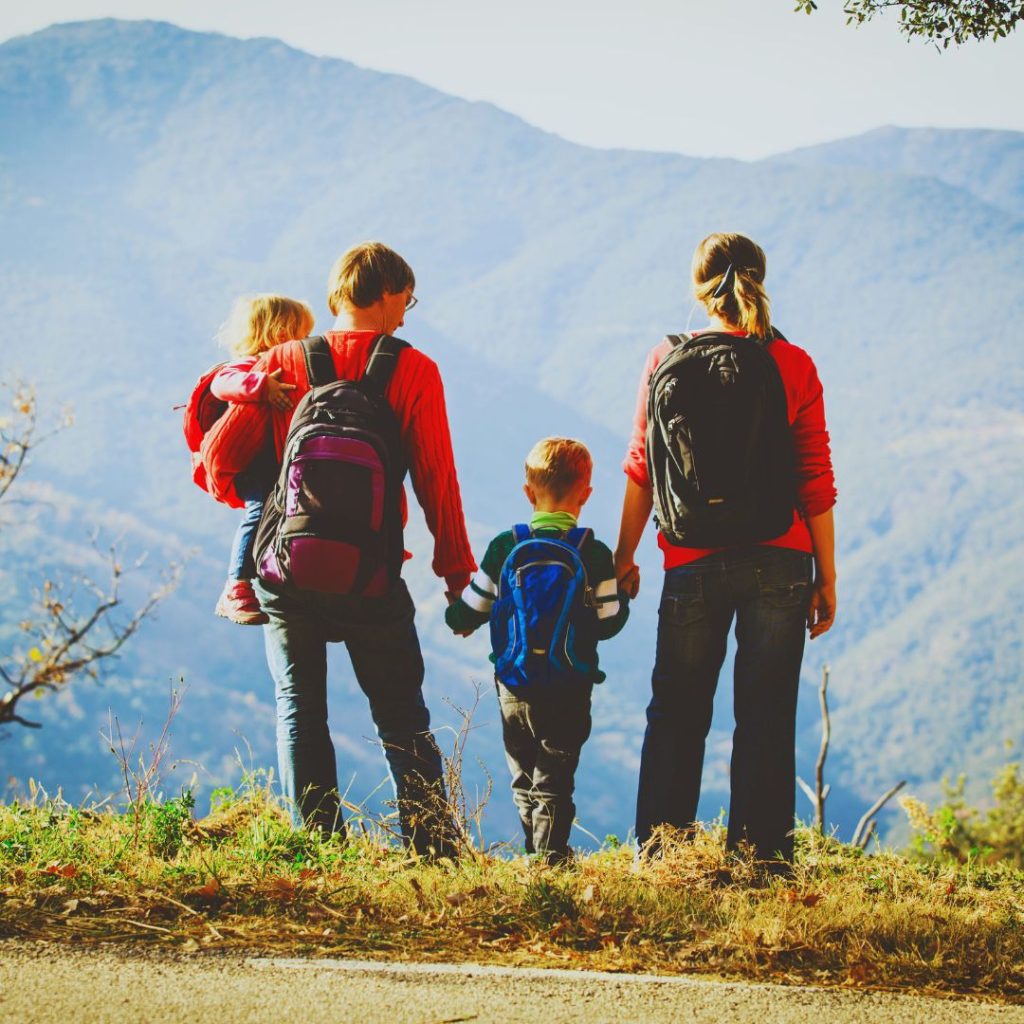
[[202, 242, 476, 855]]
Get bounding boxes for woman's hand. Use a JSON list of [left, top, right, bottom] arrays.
[[265, 369, 297, 411], [615, 551, 641, 599], [807, 578, 836, 639], [614, 478, 653, 600]]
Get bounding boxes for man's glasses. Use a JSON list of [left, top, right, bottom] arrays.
[[405, 294, 418, 311]]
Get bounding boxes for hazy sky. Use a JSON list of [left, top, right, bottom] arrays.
[[2, 0, 1022, 159]]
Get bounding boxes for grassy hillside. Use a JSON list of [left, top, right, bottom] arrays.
[[0, 19, 1022, 843], [1, 786, 1022, 1000]]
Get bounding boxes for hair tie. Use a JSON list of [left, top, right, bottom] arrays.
[[712, 263, 736, 298]]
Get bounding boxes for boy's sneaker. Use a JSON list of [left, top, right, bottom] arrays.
[[215, 579, 268, 626]]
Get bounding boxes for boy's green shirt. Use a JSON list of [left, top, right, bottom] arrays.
[[444, 511, 630, 684]]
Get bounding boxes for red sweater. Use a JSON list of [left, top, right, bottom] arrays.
[[623, 332, 837, 569], [201, 331, 477, 592]]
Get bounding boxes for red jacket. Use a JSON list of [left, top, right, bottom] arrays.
[[623, 331, 837, 569], [201, 331, 477, 592]]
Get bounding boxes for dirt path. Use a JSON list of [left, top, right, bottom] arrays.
[[1, 941, 1021, 1023]]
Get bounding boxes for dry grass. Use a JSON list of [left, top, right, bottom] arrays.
[[2, 784, 1023, 1002]]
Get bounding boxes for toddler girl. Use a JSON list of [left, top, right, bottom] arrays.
[[212, 294, 314, 624]]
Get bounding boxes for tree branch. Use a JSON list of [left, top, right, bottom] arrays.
[[852, 780, 907, 848]]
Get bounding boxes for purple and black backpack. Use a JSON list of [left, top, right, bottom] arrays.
[[254, 334, 408, 596]]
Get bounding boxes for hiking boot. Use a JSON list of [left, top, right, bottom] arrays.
[[215, 579, 269, 626]]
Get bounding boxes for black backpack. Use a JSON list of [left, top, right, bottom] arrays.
[[645, 328, 796, 548], [253, 334, 408, 596]]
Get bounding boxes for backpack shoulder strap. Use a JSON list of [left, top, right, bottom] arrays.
[[363, 334, 410, 395], [301, 335, 336, 388], [512, 523, 532, 544], [564, 527, 592, 551]]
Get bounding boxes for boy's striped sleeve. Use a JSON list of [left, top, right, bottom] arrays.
[[463, 570, 497, 614], [444, 532, 511, 634]]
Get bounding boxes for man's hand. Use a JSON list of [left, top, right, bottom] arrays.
[[265, 369, 296, 412], [807, 579, 836, 639]]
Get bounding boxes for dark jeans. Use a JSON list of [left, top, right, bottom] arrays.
[[227, 453, 276, 581], [256, 576, 454, 854], [635, 546, 812, 862], [496, 680, 593, 861]]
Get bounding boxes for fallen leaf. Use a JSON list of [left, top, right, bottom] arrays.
[[848, 961, 872, 985], [188, 879, 221, 901], [269, 876, 296, 899], [61, 898, 80, 915], [445, 885, 487, 907], [43, 861, 77, 878], [781, 889, 820, 906]]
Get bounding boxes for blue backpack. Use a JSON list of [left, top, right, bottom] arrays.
[[490, 525, 599, 690]]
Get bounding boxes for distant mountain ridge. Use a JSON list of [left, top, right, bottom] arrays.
[[1, 20, 1021, 844], [772, 125, 1024, 221]]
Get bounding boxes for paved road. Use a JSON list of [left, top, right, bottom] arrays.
[[1, 942, 1021, 1023]]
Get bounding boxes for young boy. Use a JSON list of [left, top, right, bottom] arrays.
[[446, 437, 629, 864]]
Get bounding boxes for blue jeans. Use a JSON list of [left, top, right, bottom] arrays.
[[255, 577, 455, 854], [635, 546, 812, 862], [227, 452, 277, 581]]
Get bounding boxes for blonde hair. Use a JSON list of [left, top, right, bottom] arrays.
[[217, 294, 314, 357], [327, 241, 415, 316], [692, 233, 772, 339], [525, 437, 593, 499]]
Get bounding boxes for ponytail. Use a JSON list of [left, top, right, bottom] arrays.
[[692, 233, 772, 339]]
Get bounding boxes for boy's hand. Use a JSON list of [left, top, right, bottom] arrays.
[[265, 369, 296, 411]]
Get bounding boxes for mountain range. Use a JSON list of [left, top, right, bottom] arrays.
[[1, 19, 1021, 845]]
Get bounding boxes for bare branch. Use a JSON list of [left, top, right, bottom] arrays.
[[0, 380, 182, 731], [797, 775, 816, 807], [852, 780, 907, 848], [810, 664, 831, 831]]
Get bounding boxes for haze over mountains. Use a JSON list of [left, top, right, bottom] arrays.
[[1, 19, 1021, 843]]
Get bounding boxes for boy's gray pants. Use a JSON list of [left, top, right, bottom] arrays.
[[495, 679, 593, 861]]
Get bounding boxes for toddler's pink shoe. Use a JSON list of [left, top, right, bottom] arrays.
[[215, 579, 269, 626]]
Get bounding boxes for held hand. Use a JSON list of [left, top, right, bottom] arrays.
[[807, 579, 837, 639], [266, 369, 297, 412], [614, 551, 641, 599], [445, 591, 474, 636]]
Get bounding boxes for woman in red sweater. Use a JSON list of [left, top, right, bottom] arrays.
[[614, 232, 837, 867], [202, 242, 476, 855]]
